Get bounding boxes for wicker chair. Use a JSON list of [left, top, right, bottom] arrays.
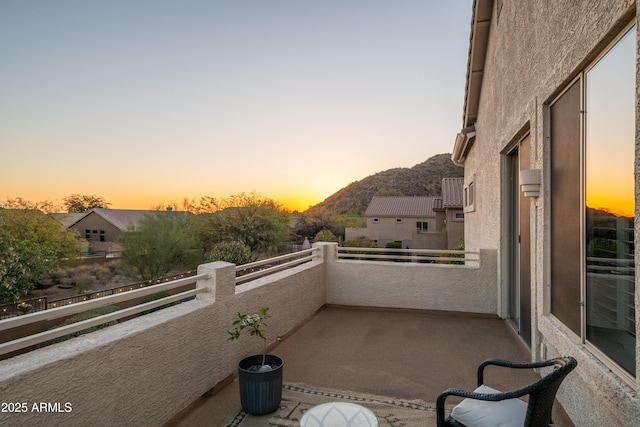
[[436, 357, 577, 427]]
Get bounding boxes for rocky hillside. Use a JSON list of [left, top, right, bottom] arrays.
[[307, 153, 463, 214]]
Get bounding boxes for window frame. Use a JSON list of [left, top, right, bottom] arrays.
[[547, 21, 636, 383], [464, 174, 476, 212], [416, 221, 429, 233]]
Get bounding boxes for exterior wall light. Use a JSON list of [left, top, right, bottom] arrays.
[[520, 169, 541, 197]]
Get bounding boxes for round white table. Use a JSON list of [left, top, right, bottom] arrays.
[[300, 402, 378, 427]]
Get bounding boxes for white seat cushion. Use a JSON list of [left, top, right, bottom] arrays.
[[449, 385, 527, 427]]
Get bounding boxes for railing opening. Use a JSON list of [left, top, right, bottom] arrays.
[[337, 247, 477, 265], [235, 248, 320, 284]]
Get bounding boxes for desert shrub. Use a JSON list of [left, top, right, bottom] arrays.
[[341, 236, 377, 259], [342, 236, 377, 248], [74, 271, 94, 288], [314, 229, 338, 242], [41, 260, 124, 289], [76, 283, 93, 294], [37, 306, 120, 347], [207, 240, 253, 265], [437, 239, 465, 265], [385, 241, 402, 249], [90, 264, 111, 281], [46, 270, 63, 283]]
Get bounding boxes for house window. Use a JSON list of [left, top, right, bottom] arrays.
[[455, 213, 464, 220], [416, 222, 428, 233], [464, 175, 476, 212], [395, 218, 402, 224], [550, 24, 635, 377]]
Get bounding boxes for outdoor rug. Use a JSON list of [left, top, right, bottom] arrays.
[[224, 383, 441, 427]]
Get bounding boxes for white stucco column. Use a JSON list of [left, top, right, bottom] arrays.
[[196, 261, 236, 302]]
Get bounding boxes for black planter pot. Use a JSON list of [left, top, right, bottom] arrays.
[[237, 354, 284, 415]]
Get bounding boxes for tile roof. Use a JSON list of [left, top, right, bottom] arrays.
[[68, 208, 179, 231], [442, 177, 464, 207], [50, 212, 86, 228], [90, 209, 157, 231], [365, 196, 437, 218]]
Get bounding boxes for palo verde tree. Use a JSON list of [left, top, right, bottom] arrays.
[[120, 211, 200, 280], [63, 194, 110, 212], [190, 192, 290, 256]]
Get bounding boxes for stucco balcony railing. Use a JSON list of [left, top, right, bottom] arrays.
[[0, 243, 499, 426]]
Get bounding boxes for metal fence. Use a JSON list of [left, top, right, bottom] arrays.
[[0, 297, 49, 320], [0, 271, 197, 320]]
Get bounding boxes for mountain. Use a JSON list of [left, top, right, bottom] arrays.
[[307, 153, 463, 214]]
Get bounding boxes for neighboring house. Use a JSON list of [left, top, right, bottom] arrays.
[[62, 208, 165, 255], [453, 1, 638, 425], [435, 177, 464, 248], [345, 179, 464, 250]]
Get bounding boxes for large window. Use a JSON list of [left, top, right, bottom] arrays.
[[584, 25, 636, 376], [551, 24, 636, 377]]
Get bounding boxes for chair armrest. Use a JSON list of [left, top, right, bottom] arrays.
[[477, 358, 558, 386]]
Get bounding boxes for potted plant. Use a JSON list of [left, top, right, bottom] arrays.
[[227, 307, 285, 415]]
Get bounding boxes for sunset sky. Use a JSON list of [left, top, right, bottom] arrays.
[[1, 1, 472, 212]]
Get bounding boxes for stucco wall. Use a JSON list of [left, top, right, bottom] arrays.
[[0, 249, 327, 426], [411, 230, 447, 250], [460, 1, 639, 425], [445, 209, 464, 248], [325, 248, 497, 314], [366, 216, 436, 246], [72, 212, 123, 243]]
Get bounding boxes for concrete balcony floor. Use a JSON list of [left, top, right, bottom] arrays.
[[165, 305, 573, 426]]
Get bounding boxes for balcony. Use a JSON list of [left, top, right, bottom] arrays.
[[0, 243, 573, 426]]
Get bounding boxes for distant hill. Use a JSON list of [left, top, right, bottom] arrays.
[[307, 153, 463, 214]]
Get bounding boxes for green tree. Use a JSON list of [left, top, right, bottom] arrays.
[[340, 210, 366, 229], [63, 194, 110, 212], [0, 198, 81, 303], [120, 212, 199, 280], [0, 198, 81, 261], [0, 197, 58, 213], [0, 236, 58, 303], [191, 192, 290, 256]]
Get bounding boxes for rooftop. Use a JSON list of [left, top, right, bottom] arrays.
[[442, 177, 464, 207], [365, 196, 438, 218], [0, 245, 574, 426], [167, 306, 573, 426]]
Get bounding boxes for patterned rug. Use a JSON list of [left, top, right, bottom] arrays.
[[224, 383, 440, 426]]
